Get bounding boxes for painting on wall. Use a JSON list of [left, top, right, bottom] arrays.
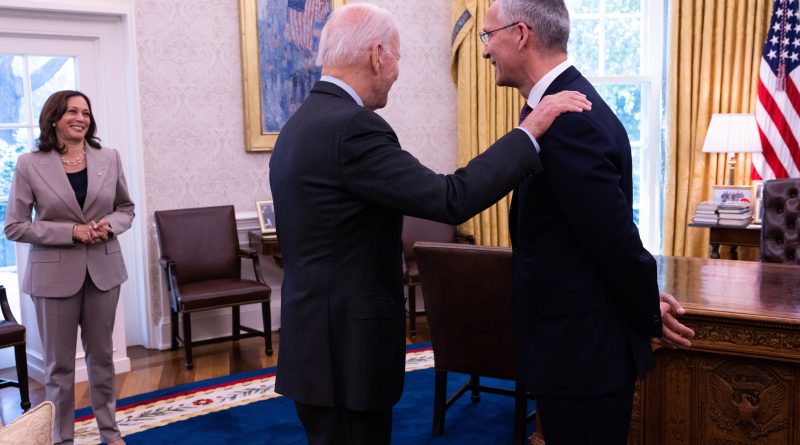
[[239, 0, 346, 152]]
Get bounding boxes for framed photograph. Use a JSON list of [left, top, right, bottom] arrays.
[[753, 198, 764, 224], [239, 0, 346, 152], [752, 180, 764, 200], [712, 185, 753, 204], [256, 200, 277, 234]]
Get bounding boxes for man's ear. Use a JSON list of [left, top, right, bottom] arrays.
[[518, 23, 531, 51], [370, 42, 382, 73]]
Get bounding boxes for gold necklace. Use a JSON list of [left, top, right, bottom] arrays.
[[61, 149, 86, 167]]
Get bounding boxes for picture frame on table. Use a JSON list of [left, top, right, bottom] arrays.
[[238, 0, 346, 152], [753, 197, 764, 224], [712, 185, 753, 204], [256, 200, 277, 234]]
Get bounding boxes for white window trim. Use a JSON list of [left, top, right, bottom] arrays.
[[569, 0, 665, 253]]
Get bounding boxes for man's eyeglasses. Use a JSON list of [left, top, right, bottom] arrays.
[[479, 22, 532, 45]]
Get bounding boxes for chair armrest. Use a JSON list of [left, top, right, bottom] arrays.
[[0, 286, 17, 324], [238, 248, 258, 259], [455, 234, 475, 245], [159, 257, 175, 270], [239, 249, 268, 284]]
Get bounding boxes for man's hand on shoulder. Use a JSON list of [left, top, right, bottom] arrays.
[[519, 91, 592, 138]]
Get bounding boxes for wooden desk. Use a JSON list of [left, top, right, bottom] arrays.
[[629, 256, 800, 444], [247, 230, 282, 267], [688, 223, 761, 259]]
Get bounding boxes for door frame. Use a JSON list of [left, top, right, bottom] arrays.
[[0, 0, 152, 380]]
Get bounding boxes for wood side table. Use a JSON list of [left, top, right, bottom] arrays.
[[688, 223, 761, 259], [248, 230, 282, 267]]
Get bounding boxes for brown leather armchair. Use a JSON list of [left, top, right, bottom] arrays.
[[761, 178, 800, 264], [0, 285, 30, 410], [414, 242, 534, 445], [402, 216, 473, 337], [154, 205, 272, 370]]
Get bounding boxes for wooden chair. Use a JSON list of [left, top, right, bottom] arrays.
[[414, 242, 534, 445], [154, 205, 272, 370], [0, 285, 30, 411], [761, 178, 800, 264]]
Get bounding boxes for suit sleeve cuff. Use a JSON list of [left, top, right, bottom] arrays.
[[515, 127, 541, 153]]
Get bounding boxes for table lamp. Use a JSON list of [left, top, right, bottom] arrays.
[[701, 113, 762, 185]]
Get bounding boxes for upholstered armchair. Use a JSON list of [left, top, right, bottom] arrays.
[[401, 216, 474, 337], [414, 242, 535, 445], [0, 286, 30, 411], [761, 178, 800, 264], [154, 205, 273, 370]]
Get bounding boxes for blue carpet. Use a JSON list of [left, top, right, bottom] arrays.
[[118, 369, 535, 444]]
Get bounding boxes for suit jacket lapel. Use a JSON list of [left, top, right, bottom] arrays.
[[31, 150, 84, 221], [83, 147, 110, 212]]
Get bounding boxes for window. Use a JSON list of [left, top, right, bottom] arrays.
[[0, 54, 78, 267], [566, 0, 666, 253]]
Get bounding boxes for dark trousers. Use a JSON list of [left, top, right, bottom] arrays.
[[536, 382, 636, 445], [294, 401, 393, 445]]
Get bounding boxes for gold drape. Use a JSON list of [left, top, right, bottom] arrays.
[[664, 0, 771, 259], [451, 0, 524, 246]]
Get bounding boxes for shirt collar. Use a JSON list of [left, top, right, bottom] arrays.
[[320, 75, 364, 107], [527, 59, 572, 109]]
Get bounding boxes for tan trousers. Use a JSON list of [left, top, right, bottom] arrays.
[[33, 278, 122, 445]]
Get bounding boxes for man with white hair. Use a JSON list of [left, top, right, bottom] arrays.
[[480, 0, 695, 443], [269, 3, 590, 444]]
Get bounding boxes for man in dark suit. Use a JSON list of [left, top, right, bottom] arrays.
[[269, 3, 592, 445], [480, 1, 695, 443]]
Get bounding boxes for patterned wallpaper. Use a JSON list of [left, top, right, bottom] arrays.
[[134, 0, 457, 332]]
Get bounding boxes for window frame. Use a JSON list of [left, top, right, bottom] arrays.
[[567, 0, 665, 253]]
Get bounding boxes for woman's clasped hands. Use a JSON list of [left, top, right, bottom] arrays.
[[73, 219, 112, 244]]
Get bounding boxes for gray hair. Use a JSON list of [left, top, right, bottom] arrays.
[[316, 2, 399, 67], [498, 0, 570, 53]]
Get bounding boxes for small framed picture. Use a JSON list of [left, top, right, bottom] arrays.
[[752, 180, 764, 200], [256, 200, 276, 234], [753, 198, 764, 224], [712, 185, 753, 204]]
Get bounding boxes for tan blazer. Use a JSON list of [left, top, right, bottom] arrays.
[[4, 147, 135, 297]]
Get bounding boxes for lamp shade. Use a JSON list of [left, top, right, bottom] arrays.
[[701, 113, 762, 153]]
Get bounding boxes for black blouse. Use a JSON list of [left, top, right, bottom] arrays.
[[66, 168, 88, 209]]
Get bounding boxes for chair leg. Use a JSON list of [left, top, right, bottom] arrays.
[[408, 284, 416, 337], [182, 312, 194, 370], [232, 306, 241, 341], [170, 308, 179, 351], [513, 381, 527, 445], [432, 369, 447, 436], [13, 344, 30, 411], [262, 301, 273, 356], [470, 374, 481, 403]]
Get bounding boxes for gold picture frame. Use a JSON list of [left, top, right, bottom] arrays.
[[256, 200, 277, 234], [239, 0, 347, 152]]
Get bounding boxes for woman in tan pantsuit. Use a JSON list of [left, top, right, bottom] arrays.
[[4, 90, 134, 445]]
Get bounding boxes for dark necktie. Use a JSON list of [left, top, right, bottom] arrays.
[[519, 103, 533, 122]]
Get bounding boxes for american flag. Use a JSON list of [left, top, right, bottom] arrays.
[[752, 0, 800, 180]]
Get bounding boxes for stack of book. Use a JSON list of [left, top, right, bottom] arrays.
[[692, 201, 719, 224], [718, 202, 753, 227]]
